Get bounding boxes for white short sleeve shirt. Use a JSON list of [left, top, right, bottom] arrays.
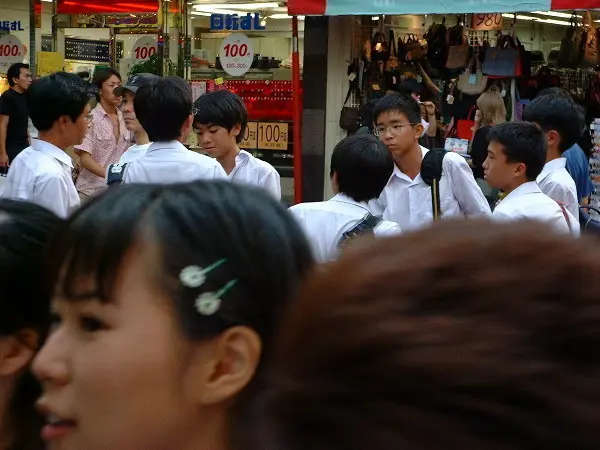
[[228, 150, 281, 200], [1, 139, 80, 218], [536, 158, 579, 221]]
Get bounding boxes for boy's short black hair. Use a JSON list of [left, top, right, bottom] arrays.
[[28, 72, 93, 132], [193, 90, 248, 144], [487, 122, 546, 181], [330, 134, 394, 202], [522, 95, 583, 154], [7, 63, 29, 87], [134, 76, 193, 142], [373, 92, 421, 126]]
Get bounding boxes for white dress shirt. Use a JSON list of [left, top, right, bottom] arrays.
[[492, 181, 579, 237], [289, 193, 401, 263], [536, 158, 579, 221], [1, 139, 80, 218], [119, 143, 151, 164], [370, 146, 491, 231], [228, 150, 281, 200], [120, 140, 227, 184]]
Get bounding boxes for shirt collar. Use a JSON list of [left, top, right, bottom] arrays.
[[147, 140, 188, 154], [31, 139, 74, 168], [330, 193, 371, 211], [391, 145, 429, 181], [503, 181, 541, 201], [235, 149, 250, 165], [538, 157, 566, 180]]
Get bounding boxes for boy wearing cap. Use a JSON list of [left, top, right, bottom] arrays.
[[114, 73, 158, 164]]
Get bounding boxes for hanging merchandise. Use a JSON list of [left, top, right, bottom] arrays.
[[404, 34, 428, 61], [558, 15, 585, 69], [371, 31, 389, 62], [424, 17, 447, 74], [457, 55, 488, 95], [445, 22, 470, 72], [482, 34, 522, 78], [339, 84, 362, 132], [581, 11, 599, 68]]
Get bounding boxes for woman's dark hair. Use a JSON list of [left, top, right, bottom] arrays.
[[28, 72, 93, 132], [259, 220, 600, 450], [91, 68, 121, 102], [50, 181, 314, 447], [0, 200, 64, 450], [193, 90, 248, 144]]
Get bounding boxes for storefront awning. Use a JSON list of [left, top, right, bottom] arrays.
[[288, 0, 600, 16], [56, 0, 178, 14]]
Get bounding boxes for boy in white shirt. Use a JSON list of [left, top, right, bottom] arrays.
[[289, 134, 400, 263], [107, 76, 226, 185], [114, 73, 158, 164], [522, 94, 580, 220], [2, 72, 90, 218], [484, 122, 578, 236], [371, 92, 490, 230], [193, 90, 281, 200]]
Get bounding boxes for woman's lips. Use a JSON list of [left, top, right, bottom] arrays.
[[41, 420, 77, 441]]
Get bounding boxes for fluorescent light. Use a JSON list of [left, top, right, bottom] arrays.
[[193, 7, 246, 14], [372, 16, 379, 20], [191, 11, 211, 16], [501, 13, 570, 26], [41, 0, 53, 2], [269, 14, 305, 19], [194, 3, 279, 10], [532, 10, 579, 19]]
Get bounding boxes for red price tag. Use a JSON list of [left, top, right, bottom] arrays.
[[472, 13, 503, 31]]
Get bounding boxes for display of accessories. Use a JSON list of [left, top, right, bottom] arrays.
[[589, 118, 600, 219]]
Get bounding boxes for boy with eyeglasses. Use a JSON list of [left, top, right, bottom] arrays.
[[371, 93, 490, 230]]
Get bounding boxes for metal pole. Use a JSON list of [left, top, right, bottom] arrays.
[[291, 15, 303, 204], [29, 0, 36, 76], [157, 0, 165, 76]]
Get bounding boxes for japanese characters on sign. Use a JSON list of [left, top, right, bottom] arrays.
[[210, 13, 266, 31], [0, 21, 24, 32]]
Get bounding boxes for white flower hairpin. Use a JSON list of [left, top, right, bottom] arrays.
[[179, 259, 227, 288], [179, 259, 237, 316], [195, 279, 238, 316]]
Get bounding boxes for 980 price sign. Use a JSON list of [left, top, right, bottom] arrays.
[[472, 13, 503, 31]]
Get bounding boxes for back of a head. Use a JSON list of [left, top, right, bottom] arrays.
[[330, 134, 394, 202], [193, 90, 248, 143], [0, 199, 63, 338], [28, 72, 92, 132], [536, 87, 572, 100], [373, 92, 421, 125], [487, 121, 546, 180], [522, 94, 583, 153], [476, 89, 507, 125], [135, 76, 193, 142], [260, 220, 600, 450]]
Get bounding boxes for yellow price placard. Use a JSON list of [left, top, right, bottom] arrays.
[[240, 121, 257, 150], [37, 51, 64, 76], [257, 122, 288, 151], [472, 13, 503, 31]]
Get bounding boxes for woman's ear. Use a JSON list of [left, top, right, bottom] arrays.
[[184, 326, 262, 406], [0, 330, 39, 377]]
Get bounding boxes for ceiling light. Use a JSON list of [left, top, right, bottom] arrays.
[[191, 11, 211, 16], [372, 16, 379, 20], [501, 13, 570, 26], [193, 7, 246, 14], [532, 10, 579, 19], [269, 14, 305, 19], [193, 3, 279, 10]]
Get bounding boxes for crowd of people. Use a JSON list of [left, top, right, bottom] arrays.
[[0, 62, 599, 449]]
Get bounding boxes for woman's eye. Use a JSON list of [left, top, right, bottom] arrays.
[[78, 315, 106, 333]]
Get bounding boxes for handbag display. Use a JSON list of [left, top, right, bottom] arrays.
[[456, 106, 477, 140], [457, 56, 488, 95], [482, 35, 521, 78], [581, 11, 599, 67], [339, 85, 362, 133], [371, 31, 389, 62], [404, 34, 428, 61], [445, 23, 470, 70]]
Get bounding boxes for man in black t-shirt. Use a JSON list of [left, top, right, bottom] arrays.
[[0, 63, 32, 167]]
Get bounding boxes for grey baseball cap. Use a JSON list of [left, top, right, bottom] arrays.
[[114, 73, 159, 96]]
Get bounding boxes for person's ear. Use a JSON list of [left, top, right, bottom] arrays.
[[185, 326, 261, 406], [231, 124, 242, 139], [413, 122, 424, 140], [514, 162, 527, 178], [546, 129, 560, 151], [180, 114, 194, 141], [0, 330, 39, 377]]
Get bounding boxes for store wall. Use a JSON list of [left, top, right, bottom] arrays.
[[2, 0, 53, 64]]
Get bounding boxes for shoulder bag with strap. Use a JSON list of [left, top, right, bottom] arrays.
[[420, 149, 447, 221], [106, 162, 128, 186], [337, 212, 382, 248], [557, 201, 573, 234]]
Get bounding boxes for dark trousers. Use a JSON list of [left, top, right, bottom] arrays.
[[7, 142, 28, 163]]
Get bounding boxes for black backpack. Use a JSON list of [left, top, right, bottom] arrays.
[[579, 206, 600, 236], [420, 149, 447, 221], [337, 213, 382, 249]]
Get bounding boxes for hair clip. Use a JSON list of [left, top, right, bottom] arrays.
[[179, 259, 227, 288], [195, 279, 238, 316]]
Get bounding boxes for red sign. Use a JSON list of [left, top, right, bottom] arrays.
[[57, 1, 179, 14]]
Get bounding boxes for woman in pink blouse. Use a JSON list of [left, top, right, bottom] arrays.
[[75, 68, 130, 200]]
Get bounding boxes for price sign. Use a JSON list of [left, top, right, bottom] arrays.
[[219, 33, 253, 77], [240, 121, 257, 149], [472, 13, 503, 31], [257, 122, 288, 151], [0, 35, 24, 73], [132, 36, 157, 60]]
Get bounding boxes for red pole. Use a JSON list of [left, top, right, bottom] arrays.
[[291, 15, 303, 204]]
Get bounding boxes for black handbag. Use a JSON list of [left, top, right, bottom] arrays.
[[339, 85, 362, 133]]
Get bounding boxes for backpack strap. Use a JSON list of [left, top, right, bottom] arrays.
[[338, 213, 382, 248], [106, 162, 128, 186], [557, 201, 572, 233], [420, 149, 447, 221]]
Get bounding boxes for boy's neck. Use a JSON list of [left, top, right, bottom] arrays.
[[394, 142, 423, 180], [217, 146, 241, 175], [37, 130, 68, 151], [546, 145, 562, 163], [134, 130, 150, 145], [501, 178, 529, 196]]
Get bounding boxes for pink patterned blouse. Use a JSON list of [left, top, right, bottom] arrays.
[[75, 104, 130, 197]]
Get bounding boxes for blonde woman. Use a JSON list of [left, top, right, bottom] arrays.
[[470, 89, 506, 205]]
